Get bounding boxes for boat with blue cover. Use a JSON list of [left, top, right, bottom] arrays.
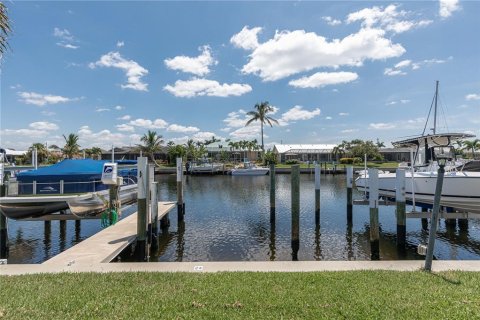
[[0, 159, 138, 220]]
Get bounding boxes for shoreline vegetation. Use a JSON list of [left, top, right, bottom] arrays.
[[1, 271, 479, 319]]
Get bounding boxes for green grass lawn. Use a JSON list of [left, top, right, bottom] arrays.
[[1, 271, 479, 319]]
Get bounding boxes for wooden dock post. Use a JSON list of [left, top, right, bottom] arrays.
[[458, 218, 468, 231], [421, 208, 428, 230], [396, 169, 406, 249], [346, 166, 353, 223], [0, 182, 8, 259], [369, 168, 380, 260], [291, 164, 300, 261], [315, 163, 321, 225], [146, 164, 154, 242], [150, 182, 159, 251], [270, 163, 276, 222], [176, 157, 185, 221], [136, 157, 148, 261]]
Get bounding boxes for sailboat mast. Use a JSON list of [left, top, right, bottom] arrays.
[[433, 80, 439, 134]]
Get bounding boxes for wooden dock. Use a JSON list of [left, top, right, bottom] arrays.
[[42, 201, 176, 266]]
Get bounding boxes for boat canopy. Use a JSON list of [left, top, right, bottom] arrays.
[[392, 133, 475, 148], [16, 159, 137, 195]]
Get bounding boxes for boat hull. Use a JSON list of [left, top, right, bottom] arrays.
[[230, 168, 269, 176], [0, 185, 138, 220], [356, 171, 480, 214]]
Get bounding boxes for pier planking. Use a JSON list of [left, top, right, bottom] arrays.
[[42, 201, 175, 266]]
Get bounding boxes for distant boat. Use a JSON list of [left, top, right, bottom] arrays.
[[230, 161, 269, 176], [355, 81, 480, 214], [0, 159, 137, 220], [189, 160, 224, 174]]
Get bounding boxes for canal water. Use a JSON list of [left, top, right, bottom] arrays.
[[5, 174, 480, 263]]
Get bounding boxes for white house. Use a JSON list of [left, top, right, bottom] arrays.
[[273, 144, 337, 163]]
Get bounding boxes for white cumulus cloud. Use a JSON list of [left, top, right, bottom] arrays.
[[289, 72, 358, 88], [89, 51, 149, 91], [167, 124, 200, 133], [241, 28, 405, 81], [322, 16, 342, 26], [129, 118, 168, 129], [281, 106, 321, 122], [164, 78, 252, 98], [466, 94, 480, 101], [369, 122, 396, 130], [118, 115, 131, 121], [439, 0, 460, 18], [116, 124, 135, 132], [29, 121, 59, 131], [18, 91, 79, 106], [116, 41, 124, 47], [346, 4, 432, 33], [230, 26, 263, 50], [164, 46, 217, 76]]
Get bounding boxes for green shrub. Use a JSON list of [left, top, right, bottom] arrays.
[[353, 157, 363, 164], [286, 159, 299, 165], [339, 158, 354, 164]]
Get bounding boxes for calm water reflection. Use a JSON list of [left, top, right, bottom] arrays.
[[6, 174, 480, 263]]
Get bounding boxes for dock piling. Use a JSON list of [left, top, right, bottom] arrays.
[[150, 182, 159, 250], [346, 166, 353, 223], [136, 157, 148, 261], [369, 169, 380, 260], [315, 163, 321, 225], [291, 164, 300, 261], [0, 183, 8, 259], [270, 163, 276, 222], [176, 157, 185, 221], [395, 169, 406, 249], [146, 164, 154, 242]]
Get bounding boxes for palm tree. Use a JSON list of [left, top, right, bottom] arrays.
[[245, 101, 278, 151], [62, 134, 80, 159], [137, 130, 164, 164], [28, 143, 48, 164], [90, 147, 102, 160], [185, 139, 196, 161], [463, 139, 480, 159], [0, 2, 11, 57]]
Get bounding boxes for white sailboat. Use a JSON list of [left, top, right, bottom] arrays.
[[356, 81, 480, 214]]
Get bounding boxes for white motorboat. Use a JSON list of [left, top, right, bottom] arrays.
[[230, 161, 269, 176], [356, 81, 480, 214], [189, 160, 224, 174]]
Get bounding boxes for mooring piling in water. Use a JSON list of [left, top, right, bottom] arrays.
[[315, 163, 321, 225], [458, 218, 468, 231], [270, 163, 276, 222], [0, 182, 8, 259], [291, 164, 300, 261], [346, 166, 353, 223], [368, 168, 380, 260], [396, 169, 406, 249], [136, 157, 148, 261], [176, 157, 185, 221], [421, 208, 428, 230], [151, 182, 159, 237], [146, 164, 154, 243]]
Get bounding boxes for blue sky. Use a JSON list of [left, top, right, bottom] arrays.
[[1, 0, 479, 150]]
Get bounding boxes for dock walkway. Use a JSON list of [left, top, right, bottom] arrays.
[[42, 201, 176, 267]]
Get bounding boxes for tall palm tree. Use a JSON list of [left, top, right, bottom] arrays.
[[245, 101, 278, 151], [185, 139, 196, 161], [90, 147, 103, 160], [28, 143, 48, 164], [62, 134, 80, 159], [463, 139, 480, 159], [0, 2, 11, 57], [137, 130, 164, 164]]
